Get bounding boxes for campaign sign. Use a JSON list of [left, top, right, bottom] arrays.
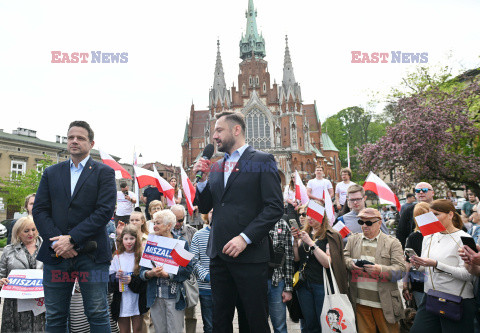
[[139, 234, 186, 274], [0, 269, 44, 299]]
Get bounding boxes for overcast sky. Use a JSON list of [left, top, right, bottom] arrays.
[[1, 0, 479, 166]]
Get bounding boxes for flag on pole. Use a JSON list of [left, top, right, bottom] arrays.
[[133, 150, 139, 207], [170, 243, 194, 267], [363, 172, 401, 211], [133, 165, 175, 201], [295, 171, 309, 205], [323, 189, 335, 225], [181, 166, 196, 216], [152, 165, 175, 201], [347, 142, 351, 169], [307, 200, 325, 223], [414, 212, 446, 236], [333, 221, 351, 238], [99, 150, 132, 179]]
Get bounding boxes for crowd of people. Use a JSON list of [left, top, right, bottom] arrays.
[[1, 118, 480, 333]]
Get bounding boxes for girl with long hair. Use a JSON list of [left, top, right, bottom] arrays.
[[109, 225, 148, 333]]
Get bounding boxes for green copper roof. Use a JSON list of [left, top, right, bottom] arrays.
[[309, 142, 324, 158], [321, 133, 339, 152], [239, 0, 266, 60], [182, 121, 189, 145]]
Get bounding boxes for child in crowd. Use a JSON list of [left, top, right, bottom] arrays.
[[129, 211, 149, 247], [110, 225, 148, 333]]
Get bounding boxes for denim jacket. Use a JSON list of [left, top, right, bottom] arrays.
[[140, 234, 193, 310]]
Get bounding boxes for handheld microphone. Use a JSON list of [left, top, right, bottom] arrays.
[[195, 143, 214, 184]]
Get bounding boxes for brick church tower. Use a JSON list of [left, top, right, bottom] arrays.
[[182, 0, 341, 185]]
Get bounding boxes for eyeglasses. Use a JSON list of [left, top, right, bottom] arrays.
[[177, 218, 184, 223], [358, 219, 381, 226], [415, 188, 432, 193], [300, 213, 307, 217], [348, 198, 363, 203]]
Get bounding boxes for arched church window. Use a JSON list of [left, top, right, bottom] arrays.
[[263, 82, 266, 93], [245, 109, 272, 150], [242, 84, 246, 95], [256, 76, 259, 85], [249, 76, 252, 86]]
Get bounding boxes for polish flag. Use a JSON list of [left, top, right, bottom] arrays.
[[170, 243, 194, 267], [181, 166, 196, 216], [133, 165, 175, 201], [307, 200, 325, 223], [295, 171, 309, 205], [100, 150, 132, 179], [415, 212, 446, 236], [363, 172, 401, 211], [323, 189, 335, 225], [333, 221, 351, 238]]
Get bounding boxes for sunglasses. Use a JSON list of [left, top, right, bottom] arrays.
[[415, 188, 432, 193], [300, 213, 307, 217], [177, 218, 184, 223], [358, 219, 381, 226]]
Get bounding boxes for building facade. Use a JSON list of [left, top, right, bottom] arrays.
[[181, 0, 340, 186]]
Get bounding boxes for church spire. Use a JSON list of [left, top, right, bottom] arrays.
[[239, 0, 266, 60], [213, 40, 226, 92], [282, 35, 296, 87], [209, 40, 231, 110]]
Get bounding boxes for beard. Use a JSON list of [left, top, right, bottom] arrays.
[[216, 134, 236, 153]]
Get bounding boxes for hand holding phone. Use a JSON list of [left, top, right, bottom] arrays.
[[461, 236, 479, 253]]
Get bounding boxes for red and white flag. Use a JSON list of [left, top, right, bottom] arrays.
[[100, 150, 132, 179], [181, 166, 196, 216], [323, 189, 335, 225], [295, 171, 309, 205], [415, 212, 446, 236], [333, 221, 351, 238], [133, 165, 175, 201], [307, 200, 325, 223], [170, 243, 194, 267], [363, 172, 401, 211]]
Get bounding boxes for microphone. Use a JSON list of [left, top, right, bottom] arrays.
[[195, 143, 214, 184], [51, 241, 97, 258]]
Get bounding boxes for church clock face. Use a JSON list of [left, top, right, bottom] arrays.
[[245, 108, 271, 150]]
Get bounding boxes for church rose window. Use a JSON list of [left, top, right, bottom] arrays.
[[246, 109, 272, 150]]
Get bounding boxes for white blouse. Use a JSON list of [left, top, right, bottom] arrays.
[[421, 230, 474, 298]]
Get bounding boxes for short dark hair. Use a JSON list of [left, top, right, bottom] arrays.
[[68, 121, 94, 141], [216, 111, 246, 134], [315, 165, 324, 171], [120, 182, 128, 188], [406, 193, 415, 199]]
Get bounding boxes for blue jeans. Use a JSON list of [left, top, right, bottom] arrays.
[[43, 254, 111, 333], [199, 294, 213, 333], [296, 281, 325, 333], [268, 279, 287, 333]]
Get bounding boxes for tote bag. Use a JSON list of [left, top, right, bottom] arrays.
[[320, 261, 357, 333]]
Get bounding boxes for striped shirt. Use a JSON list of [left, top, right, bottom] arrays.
[[190, 225, 211, 291], [356, 233, 382, 308]]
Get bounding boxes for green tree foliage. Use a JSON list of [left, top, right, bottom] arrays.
[[0, 156, 53, 215], [322, 106, 387, 182]]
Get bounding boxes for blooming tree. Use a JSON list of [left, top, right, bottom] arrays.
[[359, 80, 480, 195]]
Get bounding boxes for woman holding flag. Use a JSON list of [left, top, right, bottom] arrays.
[[291, 201, 347, 332], [410, 199, 476, 332], [140, 210, 193, 333]]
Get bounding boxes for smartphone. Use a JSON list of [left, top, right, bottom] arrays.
[[354, 259, 374, 267], [289, 219, 300, 231], [404, 248, 418, 258], [461, 236, 478, 253]]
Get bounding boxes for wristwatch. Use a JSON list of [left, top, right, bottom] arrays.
[[310, 244, 318, 252], [69, 236, 76, 246]]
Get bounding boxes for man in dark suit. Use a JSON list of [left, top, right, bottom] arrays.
[[194, 111, 284, 333], [33, 121, 116, 333]]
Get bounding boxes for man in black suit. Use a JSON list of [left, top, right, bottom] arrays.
[[194, 111, 284, 333], [33, 121, 116, 332]]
